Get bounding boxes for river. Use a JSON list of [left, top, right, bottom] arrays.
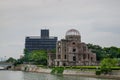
[[0, 70, 115, 80]]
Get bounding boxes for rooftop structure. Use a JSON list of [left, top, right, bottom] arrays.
[[66, 29, 80, 36]]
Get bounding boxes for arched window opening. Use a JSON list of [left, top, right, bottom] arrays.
[[58, 55, 61, 59], [72, 42, 75, 45], [91, 57, 93, 61], [73, 48, 76, 52], [64, 55, 67, 59], [88, 54, 90, 59], [73, 56, 76, 61], [63, 63, 66, 66], [83, 54, 86, 60], [58, 47, 61, 52]]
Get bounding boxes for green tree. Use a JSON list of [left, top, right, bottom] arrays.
[[6, 57, 16, 63], [24, 48, 29, 55], [103, 47, 119, 58], [118, 48, 120, 56], [100, 58, 118, 74], [29, 50, 47, 65], [23, 48, 31, 62], [87, 43, 104, 61], [87, 43, 120, 61]]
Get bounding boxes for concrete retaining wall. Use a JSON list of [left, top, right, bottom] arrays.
[[17, 64, 120, 79], [63, 69, 95, 76], [21, 64, 51, 73], [63, 69, 120, 79]]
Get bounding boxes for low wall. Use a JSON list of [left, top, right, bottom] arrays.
[[21, 64, 51, 73], [18, 65, 120, 79], [63, 69, 95, 76], [63, 69, 120, 79]]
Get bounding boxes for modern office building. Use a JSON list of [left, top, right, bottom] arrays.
[[25, 29, 57, 51]]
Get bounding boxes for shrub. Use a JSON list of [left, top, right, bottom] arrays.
[[51, 68, 56, 74], [51, 67, 64, 75], [95, 70, 101, 75], [111, 67, 120, 70], [100, 58, 118, 74], [65, 66, 99, 69]]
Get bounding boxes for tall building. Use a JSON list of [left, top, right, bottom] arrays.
[[48, 29, 96, 66], [25, 29, 57, 51], [41, 29, 49, 38]]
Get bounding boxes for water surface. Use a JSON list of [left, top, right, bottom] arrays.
[[0, 70, 114, 80]]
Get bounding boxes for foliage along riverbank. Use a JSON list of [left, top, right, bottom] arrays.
[[7, 43, 120, 66]]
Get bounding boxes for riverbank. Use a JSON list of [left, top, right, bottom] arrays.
[[14, 64, 120, 79], [63, 69, 120, 79]]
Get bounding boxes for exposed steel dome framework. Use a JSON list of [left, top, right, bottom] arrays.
[[66, 29, 80, 36]]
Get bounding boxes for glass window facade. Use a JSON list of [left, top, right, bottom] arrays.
[[25, 29, 57, 51]]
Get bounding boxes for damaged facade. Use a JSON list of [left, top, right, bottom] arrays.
[[48, 29, 96, 66]]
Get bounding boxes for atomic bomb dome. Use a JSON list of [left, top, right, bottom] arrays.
[[48, 29, 96, 66], [66, 29, 80, 36], [65, 29, 81, 41]]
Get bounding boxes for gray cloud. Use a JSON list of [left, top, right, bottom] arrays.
[[93, 26, 120, 34], [0, 0, 120, 59]]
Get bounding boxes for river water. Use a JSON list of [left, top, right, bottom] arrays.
[[0, 70, 115, 80]]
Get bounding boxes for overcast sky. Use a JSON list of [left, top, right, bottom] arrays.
[[0, 0, 120, 59]]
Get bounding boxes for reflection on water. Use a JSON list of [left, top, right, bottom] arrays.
[[0, 70, 24, 80], [0, 70, 114, 80]]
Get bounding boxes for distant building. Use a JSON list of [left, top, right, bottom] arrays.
[[25, 29, 57, 52], [48, 29, 96, 66]]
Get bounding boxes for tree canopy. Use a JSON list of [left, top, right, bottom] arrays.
[[14, 44, 120, 66], [87, 43, 120, 61], [19, 49, 48, 65], [28, 50, 47, 65], [100, 58, 118, 74], [6, 57, 16, 63]]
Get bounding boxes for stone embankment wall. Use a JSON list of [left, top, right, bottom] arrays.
[[15, 64, 120, 79], [21, 64, 51, 73], [63, 69, 120, 79], [63, 69, 95, 76]]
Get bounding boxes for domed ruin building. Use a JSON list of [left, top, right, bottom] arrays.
[[48, 29, 96, 66]]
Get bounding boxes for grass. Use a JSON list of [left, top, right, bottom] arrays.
[[63, 66, 120, 70], [64, 66, 100, 69]]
